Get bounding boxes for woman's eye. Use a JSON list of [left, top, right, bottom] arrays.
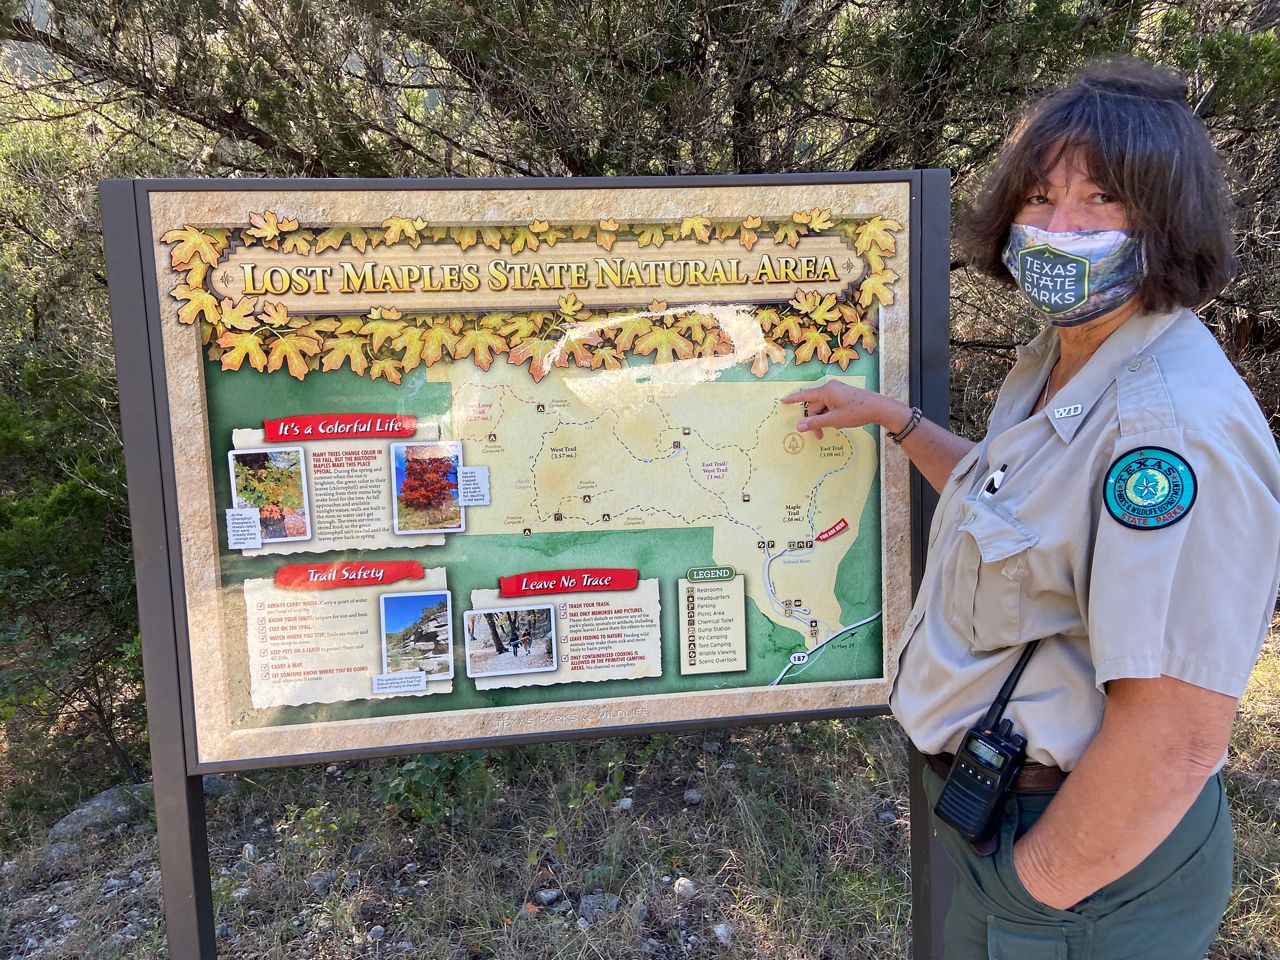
[[1025, 194, 1049, 205], [1096, 193, 1118, 204]]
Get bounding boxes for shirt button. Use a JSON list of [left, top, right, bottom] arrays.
[[1127, 359, 1143, 372]]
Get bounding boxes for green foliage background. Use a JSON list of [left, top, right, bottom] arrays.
[[0, 0, 1276, 836]]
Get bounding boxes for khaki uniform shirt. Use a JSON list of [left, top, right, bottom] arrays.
[[890, 307, 1280, 771]]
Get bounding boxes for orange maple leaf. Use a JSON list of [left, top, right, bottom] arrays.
[[266, 332, 320, 380]]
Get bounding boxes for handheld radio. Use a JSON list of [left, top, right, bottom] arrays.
[[934, 640, 1038, 844]]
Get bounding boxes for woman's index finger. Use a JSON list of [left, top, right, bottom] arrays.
[[780, 386, 822, 404]]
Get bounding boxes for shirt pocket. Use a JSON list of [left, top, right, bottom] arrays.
[[942, 495, 1040, 651], [928, 446, 983, 551]]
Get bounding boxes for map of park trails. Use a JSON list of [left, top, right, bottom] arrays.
[[441, 358, 880, 664]]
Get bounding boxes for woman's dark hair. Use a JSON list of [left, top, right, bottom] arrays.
[[963, 58, 1235, 311]]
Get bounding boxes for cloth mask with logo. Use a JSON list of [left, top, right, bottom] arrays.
[[1001, 223, 1142, 327]]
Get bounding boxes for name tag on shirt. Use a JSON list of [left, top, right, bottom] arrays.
[[1053, 403, 1083, 419]]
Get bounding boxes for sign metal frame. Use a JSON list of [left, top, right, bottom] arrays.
[[102, 171, 954, 960]]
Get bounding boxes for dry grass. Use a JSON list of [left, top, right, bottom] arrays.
[[1, 644, 1275, 959]]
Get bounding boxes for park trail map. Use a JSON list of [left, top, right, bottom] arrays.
[[147, 182, 911, 759]]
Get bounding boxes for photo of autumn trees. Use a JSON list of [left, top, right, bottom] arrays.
[[391, 442, 464, 534], [229, 448, 310, 541]]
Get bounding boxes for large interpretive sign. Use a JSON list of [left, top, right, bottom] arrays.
[[106, 175, 940, 769]]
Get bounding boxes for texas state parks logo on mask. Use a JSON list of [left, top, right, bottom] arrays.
[[1103, 447, 1197, 530]]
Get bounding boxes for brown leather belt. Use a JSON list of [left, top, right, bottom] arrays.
[[924, 752, 1068, 793]]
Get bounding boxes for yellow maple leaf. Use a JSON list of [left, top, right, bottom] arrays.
[[633, 223, 667, 248], [794, 328, 833, 364], [395, 323, 458, 370], [788, 289, 839, 325], [557, 330, 601, 368], [674, 311, 714, 342], [608, 312, 653, 352], [557, 293, 586, 320], [499, 313, 544, 345], [590, 345, 625, 370], [451, 226, 480, 251], [160, 225, 224, 270], [321, 336, 370, 376], [806, 208, 834, 232], [773, 217, 809, 248], [770, 312, 805, 344], [453, 327, 509, 371], [739, 215, 762, 252], [633, 324, 694, 365], [856, 269, 899, 308], [507, 225, 541, 255], [679, 216, 712, 243], [360, 317, 405, 353], [217, 330, 267, 372], [247, 210, 295, 249], [382, 216, 429, 248], [750, 339, 786, 378], [173, 283, 220, 326], [266, 332, 320, 380], [281, 230, 314, 255], [829, 345, 858, 370], [314, 225, 369, 254], [854, 216, 902, 255], [596, 218, 620, 252], [218, 297, 259, 331], [713, 220, 740, 242], [260, 301, 291, 327], [370, 358, 403, 383]]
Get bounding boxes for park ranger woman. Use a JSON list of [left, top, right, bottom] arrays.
[[785, 59, 1280, 959]]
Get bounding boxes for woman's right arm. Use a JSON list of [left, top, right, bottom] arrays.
[[781, 383, 975, 494]]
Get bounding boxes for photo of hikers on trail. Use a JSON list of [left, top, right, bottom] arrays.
[[464, 606, 557, 678]]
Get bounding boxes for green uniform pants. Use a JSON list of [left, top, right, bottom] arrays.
[[921, 764, 1232, 960]]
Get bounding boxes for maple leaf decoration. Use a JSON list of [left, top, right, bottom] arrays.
[[218, 330, 268, 372], [856, 269, 899, 308], [266, 332, 321, 380], [246, 210, 299, 250], [218, 297, 259, 331], [453, 326, 509, 371], [370, 358, 403, 384], [633, 323, 694, 365], [314, 225, 370, 253], [161, 225, 225, 270], [172, 283, 220, 326], [789, 289, 840, 326], [255, 301, 290, 329], [382, 216, 430, 248], [839, 303, 878, 352], [854, 217, 903, 273], [507, 337, 559, 382], [750, 340, 786, 378], [321, 336, 370, 376], [679, 215, 712, 243], [360, 306, 405, 352], [596, 218, 620, 252]]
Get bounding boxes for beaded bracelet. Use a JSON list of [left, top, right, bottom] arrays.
[[888, 406, 923, 444]]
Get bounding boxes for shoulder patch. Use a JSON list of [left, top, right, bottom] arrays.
[[1104, 447, 1197, 530]]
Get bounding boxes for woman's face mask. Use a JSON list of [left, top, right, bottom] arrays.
[[1001, 223, 1142, 327]]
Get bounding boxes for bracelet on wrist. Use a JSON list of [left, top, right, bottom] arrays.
[[888, 406, 923, 444]]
